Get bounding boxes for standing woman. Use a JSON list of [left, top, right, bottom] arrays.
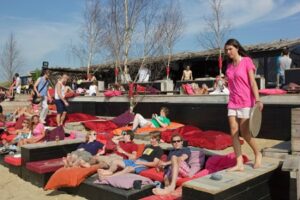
[[225, 39, 263, 171]]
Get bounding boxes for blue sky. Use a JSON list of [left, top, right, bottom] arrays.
[[0, 0, 300, 78]]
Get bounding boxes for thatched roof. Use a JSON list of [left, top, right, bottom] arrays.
[[50, 38, 300, 72]]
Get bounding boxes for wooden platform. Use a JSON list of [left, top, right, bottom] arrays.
[[182, 157, 291, 200], [21, 139, 84, 163], [69, 94, 300, 140]]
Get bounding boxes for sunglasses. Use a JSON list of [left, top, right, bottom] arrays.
[[122, 131, 127, 136], [172, 139, 182, 144]]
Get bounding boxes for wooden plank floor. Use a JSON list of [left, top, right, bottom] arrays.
[[183, 157, 280, 195]]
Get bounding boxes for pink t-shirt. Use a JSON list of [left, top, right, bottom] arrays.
[[32, 123, 44, 137], [226, 57, 256, 109]]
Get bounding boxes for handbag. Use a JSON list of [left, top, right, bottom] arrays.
[[32, 79, 49, 104]]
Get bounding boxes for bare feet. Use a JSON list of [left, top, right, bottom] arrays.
[[97, 169, 113, 176], [227, 164, 244, 172], [253, 152, 262, 169], [152, 186, 174, 195]]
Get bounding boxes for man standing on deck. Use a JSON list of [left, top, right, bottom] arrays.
[[277, 48, 292, 87], [54, 74, 69, 126], [34, 69, 51, 123]]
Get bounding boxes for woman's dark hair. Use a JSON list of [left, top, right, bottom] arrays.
[[15, 73, 19, 77], [224, 39, 249, 63], [124, 130, 135, 141]]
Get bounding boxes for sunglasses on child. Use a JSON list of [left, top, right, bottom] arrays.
[[171, 139, 182, 144]]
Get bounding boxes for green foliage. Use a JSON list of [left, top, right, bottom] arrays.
[[31, 69, 42, 81], [0, 81, 11, 88]]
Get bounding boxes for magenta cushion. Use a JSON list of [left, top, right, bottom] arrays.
[[111, 110, 135, 127], [26, 158, 64, 174]]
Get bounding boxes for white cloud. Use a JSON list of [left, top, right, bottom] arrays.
[[180, 0, 300, 37]]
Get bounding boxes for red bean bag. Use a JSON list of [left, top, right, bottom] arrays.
[[26, 158, 64, 174], [161, 125, 201, 143], [187, 130, 234, 150], [83, 121, 118, 133], [46, 113, 99, 127], [4, 155, 22, 166], [1, 132, 17, 142], [205, 152, 249, 173], [104, 90, 122, 97]]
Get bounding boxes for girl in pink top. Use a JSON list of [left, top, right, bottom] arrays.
[[225, 39, 263, 171], [19, 115, 45, 145]]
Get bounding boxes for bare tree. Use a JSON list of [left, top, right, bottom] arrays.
[[71, 0, 104, 75], [130, 0, 165, 82], [103, 0, 125, 72], [160, 0, 184, 73], [123, 0, 148, 71], [198, 0, 231, 50], [0, 32, 23, 81]]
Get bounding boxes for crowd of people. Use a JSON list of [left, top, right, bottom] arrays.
[[0, 38, 284, 197]]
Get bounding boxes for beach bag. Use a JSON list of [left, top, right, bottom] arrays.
[[32, 80, 48, 104], [45, 126, 65, 141]]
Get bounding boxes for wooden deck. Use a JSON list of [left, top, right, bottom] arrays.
[[182, 157, 290, 200], [69, 94, 300, 140]]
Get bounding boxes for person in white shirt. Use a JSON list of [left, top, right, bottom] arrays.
[[137, 66, 150, 82], [88, 81, 98, 96], [54, 74, 69, 126], [277, 48, 292, 86], [14, 73, 22, 94], [120, 68, 132, 83]]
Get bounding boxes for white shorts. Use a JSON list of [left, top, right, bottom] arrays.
[[228, 107, 252, 119]]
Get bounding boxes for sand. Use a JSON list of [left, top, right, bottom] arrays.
[[0, 165, 85, 200], [0, 137, 283, 200]]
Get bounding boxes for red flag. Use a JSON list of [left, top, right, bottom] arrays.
[[128, 83, 134, 98], [166, 66, 170, 77], [218, 55, 222, 70], [114, 67, 119, 77]]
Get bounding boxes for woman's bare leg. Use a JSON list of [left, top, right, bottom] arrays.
[[228, 116, 244, 171], [239, 118, 262, 168]]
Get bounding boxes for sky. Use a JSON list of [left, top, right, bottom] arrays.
[[0, 0, 300, 78]]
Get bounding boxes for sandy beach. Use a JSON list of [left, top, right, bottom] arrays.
[[0, 138, 283, 200]]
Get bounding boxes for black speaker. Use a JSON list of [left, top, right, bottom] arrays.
[[42, 61, 49, 68]]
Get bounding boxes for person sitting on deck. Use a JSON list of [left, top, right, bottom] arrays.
[[96, 130, 138, 169], [209, 75, 229, 95], [63, 131, 105, 168], [87, 80, 98, 96], [18, 115, 45, 146], [153, 134, 191, 195], [137, 65, 150, 82], [98, 131, 163, 179], [132, 107, 170, 132]]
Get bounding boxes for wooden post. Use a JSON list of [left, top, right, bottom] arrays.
[[292, 108, 300, 152], [282, 155, 300, 200]]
